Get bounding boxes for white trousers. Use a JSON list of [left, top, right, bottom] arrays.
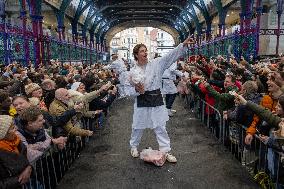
[[129, 126, 171, 152]]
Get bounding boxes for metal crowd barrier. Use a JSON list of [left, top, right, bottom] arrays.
[[185, 93, 284, 189], [22, 117, 96, 189], [187, 95, 224, 143]]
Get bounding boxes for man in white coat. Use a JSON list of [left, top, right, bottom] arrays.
[[161, 62, 184, 117], [105, 54, 128, 97], [128, 37, 195, 163]]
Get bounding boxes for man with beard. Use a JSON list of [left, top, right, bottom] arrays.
[[49, 88, 93, 137], [68, 82, 110, 117]]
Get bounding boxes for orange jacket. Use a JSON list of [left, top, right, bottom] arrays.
[[246, 94, 278, 135]]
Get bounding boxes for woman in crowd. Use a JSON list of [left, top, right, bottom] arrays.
[[0, 115, 32, 189]]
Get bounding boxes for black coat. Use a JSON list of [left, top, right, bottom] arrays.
[[0, 142, 30, 189], [43, 89, 55, 109], [89, 93, 116, 112]]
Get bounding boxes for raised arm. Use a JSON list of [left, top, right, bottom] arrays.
[[158, 37, 195, 74], [246, 101, 281, 130], [158, 44, 186, 74]]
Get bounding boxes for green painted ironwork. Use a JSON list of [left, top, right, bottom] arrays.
[[50, 40, 60, 60], [188, 29, 257, 61], [0, 34, 5, 63], [10, 34, 25, 61]]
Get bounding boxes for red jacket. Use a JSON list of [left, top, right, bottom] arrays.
[[199, 83, 222, 115], [235, 80, 242, 91]]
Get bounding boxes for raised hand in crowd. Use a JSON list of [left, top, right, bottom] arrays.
[[182, 35, 196, 47], [99, 82, 112, 92], [18, 165, 33, 185], [271, 71, 284, 87], [108, 86, 117, 95], [74, 102, 84, 112], [90, 110, 103, 118], [52, 136, 68, 150], [230, 91, 247, 105], [245, 133, 254, 145]]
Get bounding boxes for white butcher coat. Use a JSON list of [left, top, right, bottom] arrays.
[[108, 59, 127, 74], [161, 63, 184, 95], [106, 59, 129, 96], [127, 43, 186, 129]]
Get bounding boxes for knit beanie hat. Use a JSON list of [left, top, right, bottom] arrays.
[[0, 115, 13, 139], [71, 82, 82, 91], [41, 79, 56, 90], [25, 83, 41, 96]]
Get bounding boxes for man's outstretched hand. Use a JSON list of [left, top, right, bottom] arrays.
[[183, 35, 196, 47]]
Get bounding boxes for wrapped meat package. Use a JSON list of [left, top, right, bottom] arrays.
[[140, 148, 166, 167], [129, 67, 145, 84]]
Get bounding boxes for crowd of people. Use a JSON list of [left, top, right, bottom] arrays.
[[177, 53, 284, 188], [0, 60, 118, 188], [1, 45, 284, 188]]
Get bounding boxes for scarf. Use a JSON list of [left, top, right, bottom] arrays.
[[0, 134, 20, 154], [9, 106, 17, 117]]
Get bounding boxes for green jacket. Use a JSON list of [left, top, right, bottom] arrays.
[[247, 101, 281, 130], [206, 85, 238, 111]]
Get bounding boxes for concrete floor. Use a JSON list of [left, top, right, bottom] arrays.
[[58, 97, 259, 189]]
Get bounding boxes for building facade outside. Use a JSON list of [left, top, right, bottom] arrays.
[[156, 29, 175, 57], [110, 27, 175, 61]]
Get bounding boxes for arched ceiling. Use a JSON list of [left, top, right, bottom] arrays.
[[93, 0, 193, 40], [53, 0, 226, 42], [105, 20, 180, 47]]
